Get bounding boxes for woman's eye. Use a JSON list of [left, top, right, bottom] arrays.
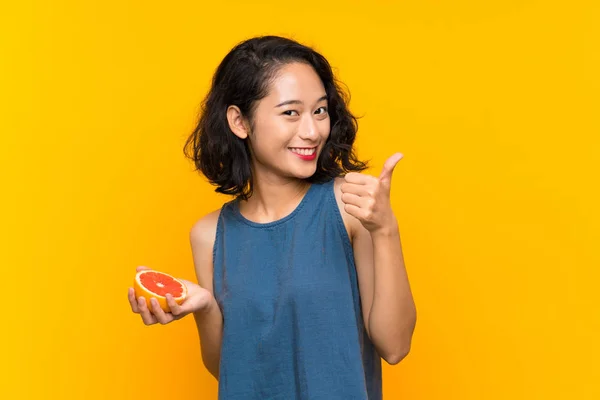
[[283, 107, 327, 117]]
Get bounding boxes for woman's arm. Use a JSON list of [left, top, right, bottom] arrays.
[[352, 217, 416, 365], [189, 210, 224, 379], [334, 156, 417, 364]]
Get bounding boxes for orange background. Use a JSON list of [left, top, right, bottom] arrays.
[[2, 1, 599, 399]]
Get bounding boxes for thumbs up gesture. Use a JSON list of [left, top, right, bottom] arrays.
[[340, 153, 403, 233]]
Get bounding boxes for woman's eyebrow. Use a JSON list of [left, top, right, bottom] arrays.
[[275, 95, 328, 108]]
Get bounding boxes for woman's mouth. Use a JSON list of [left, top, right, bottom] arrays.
[[289, 147, 317, 161]]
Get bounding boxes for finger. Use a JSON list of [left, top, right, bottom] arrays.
[[165, 294, 185, 317], [343, 172, 373, 185], [341, 192, 369, 209], [341, 182, 373, 197], [150, 298, 174, 325], [344, 203, 365, 221], [137, 296, 157, 325], [128, 288, 140, 313], [379, 153, 403, 183], [136, 266, 152, 272]]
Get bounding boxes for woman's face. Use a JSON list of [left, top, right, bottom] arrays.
[[246, 62, 331, 182]]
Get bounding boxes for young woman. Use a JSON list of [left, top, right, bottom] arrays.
[[128, 35, 416, 399]]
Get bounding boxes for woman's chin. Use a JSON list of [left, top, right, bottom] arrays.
[[292, 164, 318, 179]]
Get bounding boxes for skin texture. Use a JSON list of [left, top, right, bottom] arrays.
[[128, 62, 416, 379]]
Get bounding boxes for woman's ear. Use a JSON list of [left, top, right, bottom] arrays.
[[226, 105, 251, 139]]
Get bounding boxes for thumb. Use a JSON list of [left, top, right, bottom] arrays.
[[379, 152, 404, 183]]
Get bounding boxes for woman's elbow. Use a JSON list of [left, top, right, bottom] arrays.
[[381, 334, 414, 365], [383, 344, 411, 365]]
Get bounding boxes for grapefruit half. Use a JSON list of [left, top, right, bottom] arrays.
[[133, 270, 187, 313]]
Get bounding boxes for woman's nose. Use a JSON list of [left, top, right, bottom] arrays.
[[299, 115, 319, 140]]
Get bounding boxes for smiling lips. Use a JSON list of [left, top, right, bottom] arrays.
[[289, 147, 317, 160]]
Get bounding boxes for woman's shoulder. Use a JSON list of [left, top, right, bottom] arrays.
[[189, 208, 222, 248], [331, 176, 358, 243], [188, 208, 223, 281]]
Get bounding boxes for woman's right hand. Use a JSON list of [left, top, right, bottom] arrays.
[[128, 266, 214, 326]]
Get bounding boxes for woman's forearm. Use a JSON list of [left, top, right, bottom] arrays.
[[368, 225, 417, 364], [193, 297, 223, 380]]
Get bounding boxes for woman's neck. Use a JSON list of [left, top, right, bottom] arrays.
[[238, 174, 310, 223]]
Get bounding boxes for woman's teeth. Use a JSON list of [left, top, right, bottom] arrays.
[[290, 148, 316, 156]]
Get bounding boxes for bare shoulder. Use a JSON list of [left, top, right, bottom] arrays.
[[333, 176, 359, 243], [189, 208, 221, 293], [190, 208, 221, 247]]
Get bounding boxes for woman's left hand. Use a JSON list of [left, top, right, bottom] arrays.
[[340, 152, 403, 234]]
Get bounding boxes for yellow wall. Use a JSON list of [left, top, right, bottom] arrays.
[[2, 1, 598, 399]]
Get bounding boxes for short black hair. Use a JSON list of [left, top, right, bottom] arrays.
[[184, 35, 368, 200]]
